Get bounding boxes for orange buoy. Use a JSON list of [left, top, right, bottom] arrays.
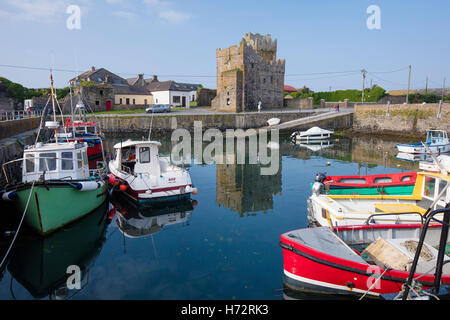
[[193, 188, 198, 195]]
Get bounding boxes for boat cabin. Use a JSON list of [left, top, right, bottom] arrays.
[[22, 142, 90, 182], [112, 140, 163, 177], [426, 130, 449, 145]]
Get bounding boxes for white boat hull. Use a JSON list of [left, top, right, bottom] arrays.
[[396, 143, 450, 154], [307, 195, 443, 228]]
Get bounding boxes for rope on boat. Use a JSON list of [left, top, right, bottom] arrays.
[[359, 267, 391, 300], [0, 181, 35, 269]]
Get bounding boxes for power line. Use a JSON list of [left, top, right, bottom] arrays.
[[369, 66, 410, 74]]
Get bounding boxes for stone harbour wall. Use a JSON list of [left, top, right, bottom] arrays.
[[0, 117, 41, 139], [89, 111, 318, 134], [353, 103, 450, 135]]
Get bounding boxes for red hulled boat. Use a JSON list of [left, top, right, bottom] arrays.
[[314, 171, 417, 195], [280, 223, 450, 298]]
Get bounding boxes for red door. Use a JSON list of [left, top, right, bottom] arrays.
[[106, 100, 112, 111]]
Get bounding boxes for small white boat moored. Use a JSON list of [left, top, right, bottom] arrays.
[[108, 140, 198, 205], [291, 126, 333, 141], [267, 118, 280, 126], [396, 129, 450, 154]]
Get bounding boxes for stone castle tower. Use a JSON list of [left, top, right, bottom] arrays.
[[211, 33, 285, 112]]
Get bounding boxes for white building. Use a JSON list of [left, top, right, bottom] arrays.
[[145, 76, 199, 108]]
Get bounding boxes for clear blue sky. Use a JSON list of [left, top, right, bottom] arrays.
[[0, 0, 449, 92]]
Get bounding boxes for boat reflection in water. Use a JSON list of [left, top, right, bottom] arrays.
[[110, 191, 197, 239], [396, 152, 434, 162], [293, 139, 334, 152], [7, 202, 112, 299]]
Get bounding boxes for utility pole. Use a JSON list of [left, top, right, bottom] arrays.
[[425, 76, 428, 96], [361, 69, 367, 102], [406, 65, 411, 104], [442, 77, 446, 102]]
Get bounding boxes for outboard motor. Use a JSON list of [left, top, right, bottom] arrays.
[[312, 173, 327, 196], [315, 172, 327, 183]]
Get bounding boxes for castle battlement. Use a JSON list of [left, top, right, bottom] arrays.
[[243, 33, 277, 53]]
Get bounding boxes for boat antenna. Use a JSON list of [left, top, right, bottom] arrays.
[[148, 109, 154, 141], [69, 81, 76, 138], [49, 70, 58, 144]]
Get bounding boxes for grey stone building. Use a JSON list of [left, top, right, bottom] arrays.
[[211, 33, 285, 112]]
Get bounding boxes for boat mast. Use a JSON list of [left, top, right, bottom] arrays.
[[50, 71, 58, 144], [69, 81, 76, 138]]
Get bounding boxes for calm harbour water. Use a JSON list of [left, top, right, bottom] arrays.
[[0, 133, 420, 300]]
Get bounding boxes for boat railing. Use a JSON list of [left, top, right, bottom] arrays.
[[363, 211, 427, 225], [400, 205, 450, 299], [0, 110, 43, 122]]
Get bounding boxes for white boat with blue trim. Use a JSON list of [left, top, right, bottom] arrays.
[[396, 130, 450, 154]]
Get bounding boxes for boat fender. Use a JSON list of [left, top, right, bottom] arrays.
[[1, 191, 16, 201], [186, 186, 198, 195], [108, 173, 116, 184], [77, 181, 103, 191], [119, 184, 128, 191]]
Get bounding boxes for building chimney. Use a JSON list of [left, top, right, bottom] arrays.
[[152, 75, 158, 82], [138, 74, 144, 80], [91, 66, 96, 72]]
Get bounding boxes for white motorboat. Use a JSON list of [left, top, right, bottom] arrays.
[[267, 118, 280, 126], [108, 140, 197, 205], [291, 126, 333, 141]]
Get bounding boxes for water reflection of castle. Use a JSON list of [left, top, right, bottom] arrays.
[[216, 159, 282, 217]]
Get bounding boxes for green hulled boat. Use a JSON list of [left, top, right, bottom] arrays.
[[3, 141, 108, 235], [1, 73, 108, 236]]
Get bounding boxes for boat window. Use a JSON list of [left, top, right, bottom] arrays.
[[25, 154, 35, 173], [61, 152, 73, 170], [83, 150, 88, 166], [39, 153, 57, 171], [77, 151, 83, 168], [438, 179, 448, 202], [374, 177, 392, 184], [401, 176, 412, 182], [424, 176, 436, 198], [139, 147, 151, 163], [122, 147, 136, 162], [339, 178, 366, 184]]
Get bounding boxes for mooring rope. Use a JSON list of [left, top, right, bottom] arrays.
[[359, 267, 391, 300], [0, 181, 35, 269]]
